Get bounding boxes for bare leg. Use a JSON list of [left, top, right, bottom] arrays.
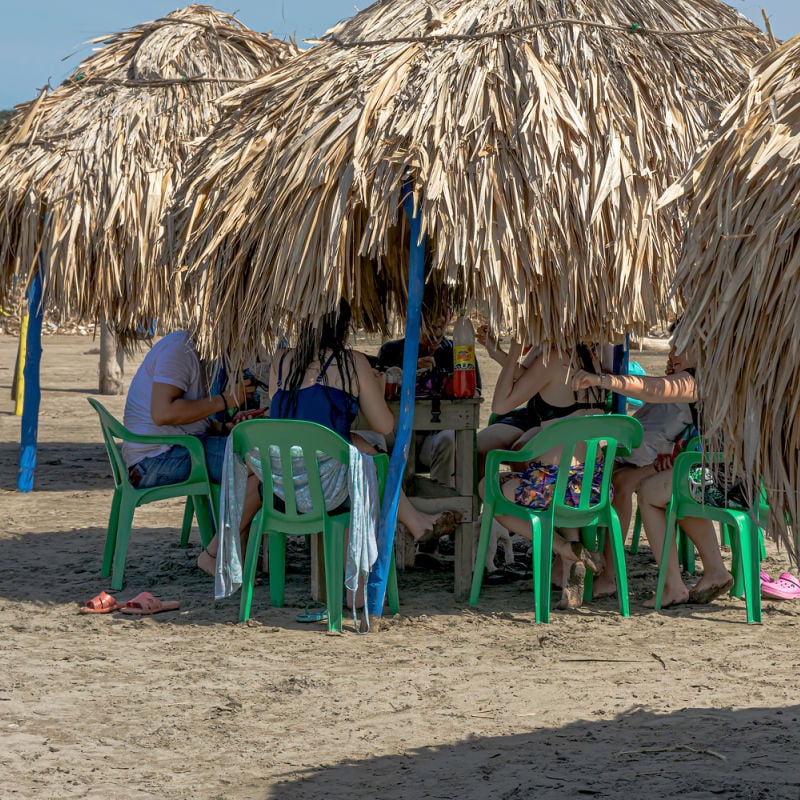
[[477, 423, 524, 479], [593, 464, 656, 598], [638, 470, 688, 607], [197, 471, 263, 577], [680, 516, 733, 599], [353, 432, 459, 542]]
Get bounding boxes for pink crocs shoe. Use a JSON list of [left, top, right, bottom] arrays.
[[761, 574, 800, 600]]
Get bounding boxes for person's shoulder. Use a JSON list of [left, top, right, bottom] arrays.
[[377, 338, 404, 362]]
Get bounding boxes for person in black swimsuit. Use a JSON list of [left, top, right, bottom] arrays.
[[480, 339, 608, 609]]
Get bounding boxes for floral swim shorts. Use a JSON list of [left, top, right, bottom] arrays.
[[501, 460, 610, 510]]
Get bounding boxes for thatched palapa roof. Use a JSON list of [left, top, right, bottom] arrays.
[[665, 34, 800, 554], [169, 0, 768, 365], [0, 5, 298, 334]]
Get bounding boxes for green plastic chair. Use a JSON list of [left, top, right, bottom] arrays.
[[233, 419, 399, 632], [471, 414, 643, 623], [654, 449, 768, 624], [629, 436, 704, 573], [88, 398, 216, 591]]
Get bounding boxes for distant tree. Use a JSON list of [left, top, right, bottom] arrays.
[[0, 109, 13, 128]]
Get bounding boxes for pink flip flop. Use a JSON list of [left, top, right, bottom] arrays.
[[761, 576, 800, 600], [119, 592, 180, 615], [760, 569, 773, 584], [79, 590, 120, 614]]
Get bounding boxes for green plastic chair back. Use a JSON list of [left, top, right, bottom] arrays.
[[232, 418, 398, 632], [88, 398, 216, 590], [655, 449, 768, 623], [471, 413, 643, 623]]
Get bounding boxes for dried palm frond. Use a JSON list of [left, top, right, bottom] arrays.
[[667, 34, 800, 557], [168, 0, 768, 367], [0, 4, 298, 336]]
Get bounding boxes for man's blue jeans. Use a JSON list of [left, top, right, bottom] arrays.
[[128, 435, 226, 489]]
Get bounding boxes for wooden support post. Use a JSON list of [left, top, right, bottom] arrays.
[[13, 313, 28, 416]]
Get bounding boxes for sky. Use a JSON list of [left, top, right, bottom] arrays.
[[0, 0, 798, 109]]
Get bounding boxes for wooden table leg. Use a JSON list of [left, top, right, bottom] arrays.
[[310, 534, 326, 603], [454, 427, 478, 602]]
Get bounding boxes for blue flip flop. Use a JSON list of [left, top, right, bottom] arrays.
[[296, 603, 328, 623]]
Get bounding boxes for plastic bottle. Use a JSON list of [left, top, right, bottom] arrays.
[[452, 315, 477, 398]]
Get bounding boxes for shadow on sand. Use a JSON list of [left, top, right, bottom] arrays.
[[259, 707, 797, 799]]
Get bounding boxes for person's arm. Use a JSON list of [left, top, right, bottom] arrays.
[[491, 342, 552, 415], [477, 326, 537, 381], [353, 351, 394, 435], [571, 369, 698, 403], [150, 379, 251, 427]]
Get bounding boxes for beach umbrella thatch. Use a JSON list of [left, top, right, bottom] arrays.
[[169, 0, 768, 366], [0, 4, 298, 334], [666, 34, 800, 556]]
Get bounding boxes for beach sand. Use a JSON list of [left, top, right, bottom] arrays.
[[1, 333, 799, 799]]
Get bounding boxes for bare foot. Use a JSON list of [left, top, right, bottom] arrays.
[[592, 574, 617, 599], [569, 541, 605, 574], [416, 510, 463, 543], [558, 560, 586, 609], [687, 572, 734, 604], [197, 547, 216, 577], [551, 555, 564, 588], [643, 586, 689, 608]]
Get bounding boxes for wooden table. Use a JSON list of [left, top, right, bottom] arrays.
[[376, 397, 482, 602]]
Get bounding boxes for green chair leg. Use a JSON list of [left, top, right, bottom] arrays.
[[629, 509, 641, 554], [180, 498, 194, 547], [386, 550, 400, 615], [323, 524, 345, 633], [268, 532, 288, 608], [531, 517, 553, 624], [109, 494, 138, 591], [239, 523, 263, 623], [740, 526, 762, 624], [469, 505, 496, 606], [101, 489, 123, 578]]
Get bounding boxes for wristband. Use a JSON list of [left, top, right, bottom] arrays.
[[217, 393, 228, 411]]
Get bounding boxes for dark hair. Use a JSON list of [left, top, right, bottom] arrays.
[[575, 344, 606, 408], [277, 298, 358, 419]]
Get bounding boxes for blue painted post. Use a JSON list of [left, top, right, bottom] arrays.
[[611, 334, 630, 414], [366, 180, 426, 616], [18, 270, 44, 492]]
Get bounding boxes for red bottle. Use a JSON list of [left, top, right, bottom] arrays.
[[452, 315, 477, 398]]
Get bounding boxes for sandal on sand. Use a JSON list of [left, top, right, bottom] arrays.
[[79, 591, 120, 614], [761, 575, 800, 600], [296, 602, 328, 623], [119, 592, 180, 615], [687, 577, 734, 604]]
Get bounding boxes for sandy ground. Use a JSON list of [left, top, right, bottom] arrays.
[[1, 332, 799, 800]]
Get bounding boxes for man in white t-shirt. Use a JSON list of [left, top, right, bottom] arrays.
[[123, 331, 253, 489]]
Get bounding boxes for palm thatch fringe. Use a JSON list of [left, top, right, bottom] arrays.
[[0, 4, 298, 335], [666, 34, 800, 557], [167, 0, 768, 369]]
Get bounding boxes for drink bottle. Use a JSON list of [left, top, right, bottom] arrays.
[[452, 315, 477, 398]]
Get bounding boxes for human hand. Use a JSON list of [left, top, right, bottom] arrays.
[[653, 453, 675, 472], [417, 356, 436, 371], [225, 378, 256, 408], [477, 325, 503, 359], [571, 369, 600, 391], [232, 408, 266, 424]]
